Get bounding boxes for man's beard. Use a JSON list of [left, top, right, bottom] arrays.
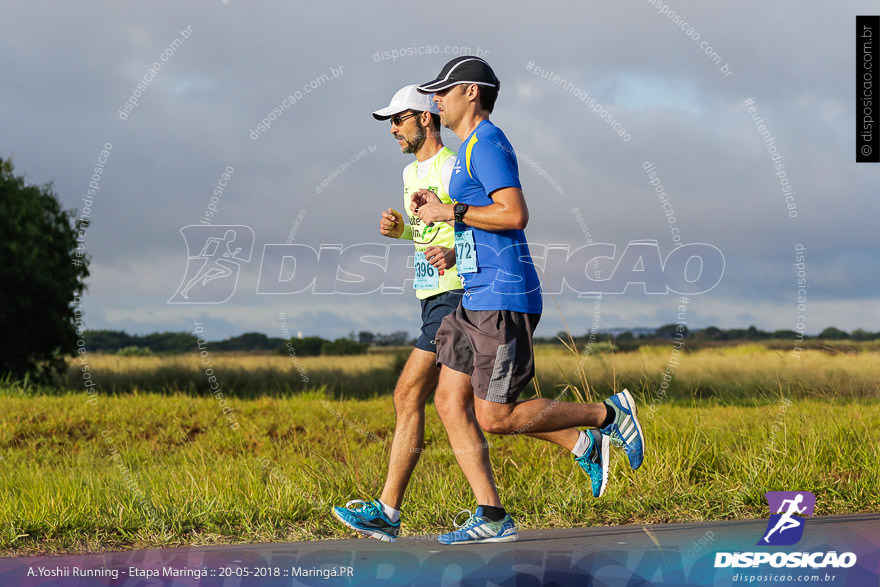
[[400, 126, 426, 154]]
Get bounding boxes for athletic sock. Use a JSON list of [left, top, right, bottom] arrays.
[[601, 403, 615, 428], [571, 429, 593, 458], [479, 505, 506, 522], [378, 499, 400, 523]]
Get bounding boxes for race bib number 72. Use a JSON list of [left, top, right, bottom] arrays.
[[455, 229, 477, 274]]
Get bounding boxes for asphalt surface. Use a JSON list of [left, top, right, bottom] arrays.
[[1, 513, 878, 586]]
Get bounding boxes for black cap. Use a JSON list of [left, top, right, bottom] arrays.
[[416, 56, 500, 94]]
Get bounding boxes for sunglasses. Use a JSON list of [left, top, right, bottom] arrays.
[[390, 112, 420, 126]]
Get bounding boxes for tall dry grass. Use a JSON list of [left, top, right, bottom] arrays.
[[533, 345, 880, 403], [7, 343, 875, 403]]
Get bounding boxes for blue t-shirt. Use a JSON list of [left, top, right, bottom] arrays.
[[450, 120, 543, 314]]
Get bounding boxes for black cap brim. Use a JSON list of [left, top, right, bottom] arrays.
[[417, 56, 499, 94], [417, 79, 498, 94]]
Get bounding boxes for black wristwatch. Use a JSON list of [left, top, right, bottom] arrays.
[[453, 202, 469, 223]]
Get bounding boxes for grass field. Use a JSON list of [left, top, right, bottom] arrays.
[[1, 345, 879, 555]]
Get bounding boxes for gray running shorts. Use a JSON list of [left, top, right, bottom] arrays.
[[435, 305, 541, 404]]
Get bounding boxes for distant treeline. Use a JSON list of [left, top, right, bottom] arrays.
[[536, 324, 876, 349], [82, 329, 415, 356], [82, 324, 874, 355]]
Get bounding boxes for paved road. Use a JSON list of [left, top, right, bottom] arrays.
[[1, 513, 878, 586]]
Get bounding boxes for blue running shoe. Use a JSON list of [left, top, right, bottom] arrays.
[[600, 388, 645, 470], [333, 499, 400, 543], [437, 507, 519, 545], [574, 429, 609, 498]]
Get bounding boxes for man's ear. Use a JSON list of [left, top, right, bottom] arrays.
[[466, 83, 480, 102]]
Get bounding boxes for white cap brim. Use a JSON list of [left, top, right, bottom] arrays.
[[372, 105, 408, 120], [372, 84, 439, 120]]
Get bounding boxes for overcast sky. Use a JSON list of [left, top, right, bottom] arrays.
[[3, 1, 878, 341]]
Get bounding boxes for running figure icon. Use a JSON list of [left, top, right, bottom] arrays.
[[762, 493, 807, 544], [759, 491, 815, 546], [181, 230, 243, 298], [169, 225, 255, 304]]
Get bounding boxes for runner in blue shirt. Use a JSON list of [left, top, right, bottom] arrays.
[[412, 56, 646, 545]]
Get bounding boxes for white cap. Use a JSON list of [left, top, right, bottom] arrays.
[[372, 84, 439, 120]]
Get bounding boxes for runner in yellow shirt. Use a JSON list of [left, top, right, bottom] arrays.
[[332, 85, 467, 542]]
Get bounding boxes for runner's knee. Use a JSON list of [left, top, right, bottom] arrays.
[[475, 406, 514, 435], [393, 375, 434, 409], [433, 390, 467, 421], [393, 386, 429, 413]]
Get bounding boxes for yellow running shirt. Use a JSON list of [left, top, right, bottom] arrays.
[[399, 146, 462, 299]]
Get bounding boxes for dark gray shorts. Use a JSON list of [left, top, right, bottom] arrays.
[[435, 305, 541, 404]]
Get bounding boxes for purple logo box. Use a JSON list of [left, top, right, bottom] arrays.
[[759, 491, 816, 546]]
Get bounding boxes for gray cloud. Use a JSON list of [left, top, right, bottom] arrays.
[[2, 0, 878, 339]]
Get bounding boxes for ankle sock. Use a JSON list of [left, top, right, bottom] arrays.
[[571, 429, 592, 458], [601, 403, 615, 428], [378, 499, 400, 523], [479, 505, 506, 522]]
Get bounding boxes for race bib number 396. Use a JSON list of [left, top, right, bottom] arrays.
[[414, 252, 440, 289]]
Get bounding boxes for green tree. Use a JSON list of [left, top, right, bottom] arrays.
[[322, 337, 368, 356], [0, 158, 89, 378], [745, 325, 769, 340], [850, 328, 875, 341], [139, 331, 199, 353], [213, 332, 285, 351], [288, 336, 326, 357], [84, 329, 134, 351], [818, 326, 848, 340], [696, 326, 727, 341], [772, 329, 799, 339], [655, 323, 688, 339], [615, 331, 635, 343]]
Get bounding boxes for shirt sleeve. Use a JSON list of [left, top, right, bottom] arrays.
[[441, 155, 455, 197], [471, 135, 521, 197], [398, 164, 413, 240]]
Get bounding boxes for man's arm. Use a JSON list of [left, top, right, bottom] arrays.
[[421, 155, 458, 269], [385, 166, 413, 240], [412, 186, 529, 231], [379, 208, 412, 239]]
